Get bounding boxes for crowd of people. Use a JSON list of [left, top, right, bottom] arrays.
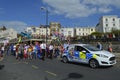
[[0, 41, 69, 62]]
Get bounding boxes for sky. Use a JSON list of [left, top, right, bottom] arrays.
[[0, 0, 120, 33]]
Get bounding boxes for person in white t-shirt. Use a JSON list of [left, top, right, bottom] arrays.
[[49, 44, 54, 59], [40, 41, 46, 61]]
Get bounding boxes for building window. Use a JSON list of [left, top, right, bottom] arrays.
[[28, 30, 32, 33], [68, 31, 72, 34], [83, 33, 84, 36], [106, 24, 108, 27], [32, 27, 36, 32], [79, 29, 81, 31], [113, 24, 115, 26], [106, 18, 108, 21], [91, 29, 93, 31], [82, 29, 84, 31], [113, 18, 115, 21]]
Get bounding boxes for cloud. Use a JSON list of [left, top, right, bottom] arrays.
[[42, 0, 120, 18], [98, 7, 112, 13], [0, 21, 28, 33]]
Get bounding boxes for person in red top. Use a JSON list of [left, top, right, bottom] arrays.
[[15, 44, 19, 59], [60, 44, 64, 57], [108, 42, 113, 52]]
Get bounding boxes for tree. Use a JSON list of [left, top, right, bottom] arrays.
[[111, 29, 120, 37], [90, 32, 103, 39]]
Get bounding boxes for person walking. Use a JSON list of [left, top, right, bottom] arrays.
[[49, 43, 54, 59], [35, 42, 41, 59], [96, 42, 103, 50], [108, 42, 113, 52], [54, 45, 60, 58], [23, 44, 28, 60], [0, 45, 5, 69], [32, 44, 37, 59], [40, 41, 46, 61], [27, 44, 33, 60]]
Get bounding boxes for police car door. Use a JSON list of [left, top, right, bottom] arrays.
[[74, 46, 88, 63]]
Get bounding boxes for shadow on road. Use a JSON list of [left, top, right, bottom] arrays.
[[44, 73, 83, 80], [62, 73, 83, 80]]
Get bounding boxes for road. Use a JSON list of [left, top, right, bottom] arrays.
[[0, 55, 120, 80]]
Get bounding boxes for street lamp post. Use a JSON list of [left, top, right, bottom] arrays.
[[41, 7, 48, 44], [41, 7, 49, 58]]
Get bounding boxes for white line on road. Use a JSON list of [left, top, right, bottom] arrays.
[[32, 65, 39, 69], [45, 71, 57, 77]]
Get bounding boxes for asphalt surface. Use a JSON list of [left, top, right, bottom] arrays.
[[0, 55, 120, 80]]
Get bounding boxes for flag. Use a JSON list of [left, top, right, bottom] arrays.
[[18, 36, 22, 43]]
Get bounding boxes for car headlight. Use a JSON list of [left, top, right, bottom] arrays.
[[96, 54, 108, 58]]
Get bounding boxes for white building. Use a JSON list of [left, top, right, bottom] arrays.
[[60, 27, 75, 37], [0, 28, 17, 39], [26, 26, 95, 38], [76, 27, 96, 36], [0, 28, 17, 43], [26, 26, 39, 35], [96, 15, 120, 33], [39, 27, 50, 36], [26, 26, 50, 37]]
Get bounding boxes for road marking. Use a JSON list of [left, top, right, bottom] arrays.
[[32, 65, 39, 69], [13, 62, 22, 64], [13, 61, 29, 64], [24, 62, 28, 64], [45, 71, 57, 77]]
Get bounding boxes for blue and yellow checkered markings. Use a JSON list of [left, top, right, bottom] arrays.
[[80, 52, 86, 59], [73, 51, 97, 60], [64, 50, 68, 53], [64, 50, 69, 54], [86, 53, 93, 60], [92, 54, 97, 59], [74, 51, 79, 57], [65, 50, 98, 60]]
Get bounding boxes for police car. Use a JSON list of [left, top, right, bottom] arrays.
[[62, 44, 116, 68]]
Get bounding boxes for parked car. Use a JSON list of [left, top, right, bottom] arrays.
[[62, 44, 116, 68]]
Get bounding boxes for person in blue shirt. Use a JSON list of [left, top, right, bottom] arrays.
[[63, 41, 70, 50], [97, 42, 102, 50]]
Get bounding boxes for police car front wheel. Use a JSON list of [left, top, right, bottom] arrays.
[[62, 56, 68, 63], [89, 59, 99, 68]]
